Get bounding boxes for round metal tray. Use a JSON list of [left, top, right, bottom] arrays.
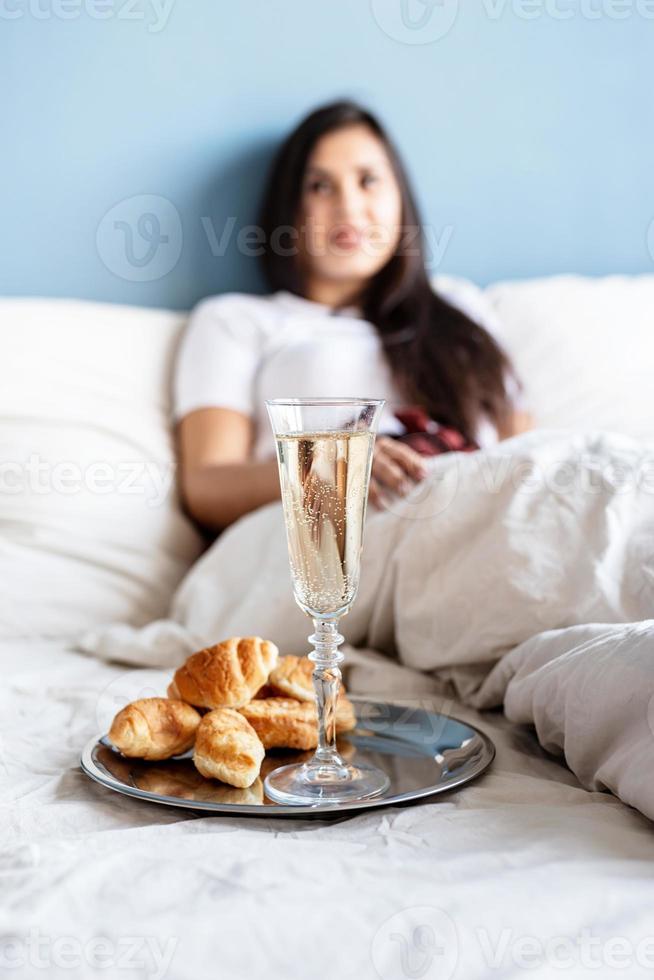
[[80, 698, 495, 818]]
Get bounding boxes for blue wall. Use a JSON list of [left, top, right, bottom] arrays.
[[2, 0, 653, 310]]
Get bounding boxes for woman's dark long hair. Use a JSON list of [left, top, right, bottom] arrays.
[[258, 100, 517, 442]]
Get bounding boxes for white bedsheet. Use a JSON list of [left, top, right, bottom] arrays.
[[81, 428, 654, 822], [4, 640, 654, 980]]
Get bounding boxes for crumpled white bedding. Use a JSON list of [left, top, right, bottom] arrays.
[[474, 620, 654, 820], [4, 640, 654, 980], [81, 428, 654, 821]]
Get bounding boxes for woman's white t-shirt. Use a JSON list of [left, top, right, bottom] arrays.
[[173, 286, 520, 461]]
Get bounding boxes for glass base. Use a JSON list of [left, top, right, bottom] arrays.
[[264, 759, 390, 806]]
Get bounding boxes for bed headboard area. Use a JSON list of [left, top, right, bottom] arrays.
[[2, 3, 653, 312]]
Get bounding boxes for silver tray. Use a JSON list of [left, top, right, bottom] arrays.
[[80, 698, 495, 818]]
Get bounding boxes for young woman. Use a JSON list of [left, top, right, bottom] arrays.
[[175, 101, 531, 532]]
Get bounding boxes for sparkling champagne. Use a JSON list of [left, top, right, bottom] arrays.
[[275, 429, 374, 618]]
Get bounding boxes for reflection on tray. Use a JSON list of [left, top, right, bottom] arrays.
[[135, 766, 264, 806], [96, 744, 265, 805], [96, 739, 355, 807]]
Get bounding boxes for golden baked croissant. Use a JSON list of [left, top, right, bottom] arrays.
[[239, 695, 357, 751], [167, 678, 182, 700], [268, 655, 315, 701], [268, 655, 349, 702], [193, 708, 265, 788], [170, 637, 279, 710], [239, 698, 316, 750], [108, 698, 201, 761]]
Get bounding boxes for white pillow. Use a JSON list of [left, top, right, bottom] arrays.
[[433, 273, 504, 336], [0, 298, 203, 640], [485, 275, 654, 441]]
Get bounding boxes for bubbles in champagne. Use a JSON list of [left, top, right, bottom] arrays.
[[276, 430, 374, 617]]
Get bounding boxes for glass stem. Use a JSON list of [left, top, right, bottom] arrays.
[[308, 619, 345, 769]]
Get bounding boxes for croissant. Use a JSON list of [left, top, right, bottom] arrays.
[[167, 678, 182, 700], [108, 698, 201, 761], [193, 708, 265, 788], [268, 655, 349, 702], [268, 655, 315, 701], [239, 696, 357, 751], [239, 698, 316, 750], [171, 637, 279, 710]]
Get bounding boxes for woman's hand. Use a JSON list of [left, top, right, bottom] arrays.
[[369, 436, 428, 511]]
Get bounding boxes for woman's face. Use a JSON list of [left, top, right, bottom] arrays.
[[298, 123, 403, 294]]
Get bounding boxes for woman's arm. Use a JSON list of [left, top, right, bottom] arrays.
[[499, 410, 534, 440], [177, 407, 281, 532]]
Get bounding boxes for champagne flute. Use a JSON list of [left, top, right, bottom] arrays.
[[264, 397, 390, 806]]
